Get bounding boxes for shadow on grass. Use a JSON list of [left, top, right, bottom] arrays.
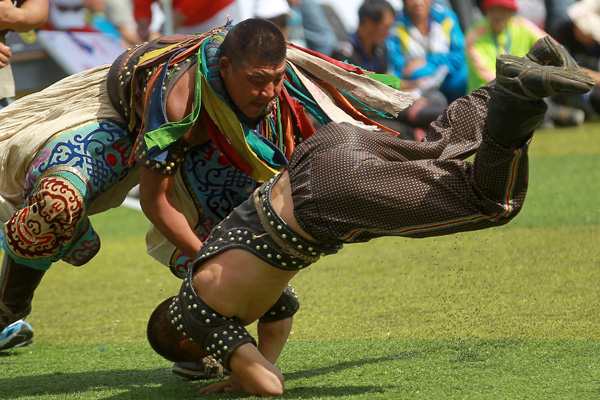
[[0, 356, 393, 399]]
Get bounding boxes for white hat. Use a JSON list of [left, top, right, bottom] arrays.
[[568, 0, 600, 43], [49, 0, 86, 30], [255, 0, 291, 20]]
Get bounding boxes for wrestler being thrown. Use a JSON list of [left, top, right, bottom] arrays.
[[147, 37, 593, 396]]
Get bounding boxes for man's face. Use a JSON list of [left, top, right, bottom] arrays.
[[219, 55, 287, 118], [366, 9, 395, 45], [486, 6, 515, 35], [404, 0, 432, 21]]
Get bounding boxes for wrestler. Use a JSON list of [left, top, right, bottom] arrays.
[[147, 41, 594, 396], [0, 18, 410, 376]]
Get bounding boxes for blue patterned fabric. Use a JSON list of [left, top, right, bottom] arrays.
[[24, 120, 133, 200], [13, 120, 134, 269], [169, 141, 255, 278]]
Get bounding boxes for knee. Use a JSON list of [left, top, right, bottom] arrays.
[[4, 176, 86, 265]]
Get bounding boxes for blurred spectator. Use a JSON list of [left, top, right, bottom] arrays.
[[254, 0, 292, 39], [448, 0, 481, 32], [467, 0, 585, 127], [44, 0, 87, 30], [330, 0, 417, 139], [133, 0, 239, 40], [544, 0, 576, 32], [331, 0, 395, 74], [43, 0, 117, 36], [516, 0, 546, 29], [287, 0, 337, 56], [387, 0, 468, 103], [0, 0, 49, 107], [103, 0, 144, 46], [546, 0, 600, 118], [83, 0, 126, 42], [466, 0, 546, 92]]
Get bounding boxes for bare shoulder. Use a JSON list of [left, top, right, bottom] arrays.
[[166, 67, 195, 123], [165, 68, 209, 145]]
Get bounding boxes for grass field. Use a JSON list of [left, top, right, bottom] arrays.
[[1, 123, 599, 399]]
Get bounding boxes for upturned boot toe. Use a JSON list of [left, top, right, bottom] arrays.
[[496, 55, 594, 101]]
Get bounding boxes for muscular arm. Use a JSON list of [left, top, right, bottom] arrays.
[[257, 317, 293, 364], [138, 167, 203, 258], [199, 315, 293, 395], [0, 0, 48, 32], [199, 343, 285, 397]]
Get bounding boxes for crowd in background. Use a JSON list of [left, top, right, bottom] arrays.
[[2, 0, 600, 137]]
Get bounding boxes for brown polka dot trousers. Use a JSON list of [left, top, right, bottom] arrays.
[[288, 86, 541, 244]]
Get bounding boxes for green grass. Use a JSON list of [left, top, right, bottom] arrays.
[[1, 123, 600, 399], [3, 339, 600, 399]]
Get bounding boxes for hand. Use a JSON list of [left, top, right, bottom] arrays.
[[0, 41, 11, 68], [198, 373, 243, 394], [403, 57, 426, 77]]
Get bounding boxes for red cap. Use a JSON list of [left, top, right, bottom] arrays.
[[480, 0, 518, 12]]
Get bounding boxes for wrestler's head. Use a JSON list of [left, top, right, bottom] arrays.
[[219, 18, 287, 119], [4, 176, 84, 263], [147, 297, 208, 362]]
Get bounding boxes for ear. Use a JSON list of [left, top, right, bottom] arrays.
[[219, 56, 232, 79]]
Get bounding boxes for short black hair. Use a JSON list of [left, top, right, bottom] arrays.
[[147, 297, 189, 362], [220, 18, 287, 68], [358, 0, 395, 25]]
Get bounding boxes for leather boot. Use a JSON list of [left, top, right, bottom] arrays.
[[487, 88, 548, 148], [496, 54, 594, 102], [0, 256, 46, 330], [525, 35, 580, 70]]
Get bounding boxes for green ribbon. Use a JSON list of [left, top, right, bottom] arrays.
[[145, 49, 204, 150], [365, 73, 402, 90]]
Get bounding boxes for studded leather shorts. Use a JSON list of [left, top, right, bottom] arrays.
[[193, 174, 341, 271], [169, 275, 255, 370]]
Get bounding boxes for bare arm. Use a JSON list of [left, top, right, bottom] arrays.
[[197, 318, 293, 395], [257, 317, 293, 364], [138, 167, 203, 258], [199, 343, 285, 397], [0, 0, 48, 32]]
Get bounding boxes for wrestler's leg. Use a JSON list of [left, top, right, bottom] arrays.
[[0, 256, 45, 330], [283, 123, 537, 244], [284, 55, 594, 244], [0, 174, 88, 330]]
